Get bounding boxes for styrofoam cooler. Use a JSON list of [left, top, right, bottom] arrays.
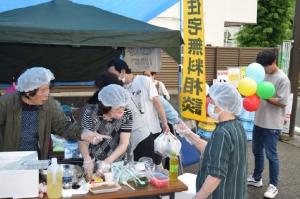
[[0, 151, 39, 198]]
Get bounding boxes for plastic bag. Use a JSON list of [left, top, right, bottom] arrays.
[[154, 133, 181, 157]]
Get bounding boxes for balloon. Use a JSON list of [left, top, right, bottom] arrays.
[[246, 63, 265, 84], [243, 95, 260, 112], [237, 77, 257, 96], [257, 81, 276, 99]]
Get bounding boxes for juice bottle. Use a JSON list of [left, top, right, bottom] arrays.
[[169, 152, 178, 182], [47, 158, 62, 199]]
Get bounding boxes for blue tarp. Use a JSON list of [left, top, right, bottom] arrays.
[[0, 0, 179, 86], [0, 0, 178, 22], [0, 0, 51, 12]]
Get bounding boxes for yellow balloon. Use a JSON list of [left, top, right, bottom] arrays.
[[238, 77, 257, 96]]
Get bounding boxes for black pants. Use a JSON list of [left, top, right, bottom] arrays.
[[133, 133, 162, 165]]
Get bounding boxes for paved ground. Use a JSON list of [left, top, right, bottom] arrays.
[[183, 139, 300, 199], [169, 95, 300, 198], [294, 97, 300, 136]]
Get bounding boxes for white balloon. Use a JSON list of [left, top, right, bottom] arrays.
[[246, 63, 265, 84]]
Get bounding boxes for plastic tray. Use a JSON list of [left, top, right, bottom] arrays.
[[89, 182, 121, 194]]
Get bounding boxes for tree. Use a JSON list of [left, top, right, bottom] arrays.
[[237, 0, 295, 47]]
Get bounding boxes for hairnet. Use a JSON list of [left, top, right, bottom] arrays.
[[98, 84, 130, 108], [16, 67, 55, 92], [208, 83, 242, 115]]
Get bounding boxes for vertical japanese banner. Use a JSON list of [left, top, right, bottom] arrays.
[[180, 0, 206, 121]]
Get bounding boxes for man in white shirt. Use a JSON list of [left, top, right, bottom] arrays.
[[107, 58, 169, 164]]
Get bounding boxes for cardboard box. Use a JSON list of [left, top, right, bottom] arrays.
[[0, 151, 39, 198]]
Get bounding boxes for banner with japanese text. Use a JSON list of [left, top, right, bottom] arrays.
[[180, 0, 206, 121]]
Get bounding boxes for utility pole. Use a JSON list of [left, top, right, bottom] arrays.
[[288, 0, 300, 137]]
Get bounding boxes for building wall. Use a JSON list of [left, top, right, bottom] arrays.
[[203, 0, 226, 46], [225, 0, 257, 24], [148, 3, 180, 30], [149, 0, 257, 46]]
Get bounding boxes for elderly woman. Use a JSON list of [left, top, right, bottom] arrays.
[[0, 67, 106, 159], [79, 84, 133, 178], [178, 83, 247, 199]]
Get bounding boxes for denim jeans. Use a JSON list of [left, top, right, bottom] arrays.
[[252, 125, 280, 186]]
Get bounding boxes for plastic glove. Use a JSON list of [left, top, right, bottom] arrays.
[[96, 161, 111, 176], [174, 120, 191, 137], [83, 159, 95, 180], [174, 120, 193, 144], [81, 129, 111, 145]]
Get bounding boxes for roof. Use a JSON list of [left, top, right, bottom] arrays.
[[0, 0, 181, 49], [0, 0, 181, 82]]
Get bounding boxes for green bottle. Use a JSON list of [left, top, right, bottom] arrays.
[[169, 152, 178, 182]]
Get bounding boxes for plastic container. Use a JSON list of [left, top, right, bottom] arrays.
[[138, 157, 155, 171], [47, 158, 62, 199], [150, 172, 169, 188], [62, 164, 73, 190], [64, 140, 80, 159]]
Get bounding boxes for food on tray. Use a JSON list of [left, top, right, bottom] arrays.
[[92, 175, 103, 183], [89, 182, 121, 194], [90, 183, 119, 191]]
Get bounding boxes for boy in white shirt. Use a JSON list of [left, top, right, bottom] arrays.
[[107, 58, 169, 164]]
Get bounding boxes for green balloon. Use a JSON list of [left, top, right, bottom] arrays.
[[257, 82, 276, 99]]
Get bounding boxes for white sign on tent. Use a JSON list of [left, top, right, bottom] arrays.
[[124, 48, 161, 72]]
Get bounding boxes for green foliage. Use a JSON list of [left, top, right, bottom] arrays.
[[237, 0, 296, 47]]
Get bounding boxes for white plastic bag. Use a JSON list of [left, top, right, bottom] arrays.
[[154, 133, 182, 157]]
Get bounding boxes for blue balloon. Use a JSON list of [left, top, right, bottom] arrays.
[[246, 63, 265, 84]]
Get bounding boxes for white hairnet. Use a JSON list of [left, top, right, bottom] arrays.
[[208, 83, 242, 115], [98, 84, 130, 108], [16, 67, 54, 92]]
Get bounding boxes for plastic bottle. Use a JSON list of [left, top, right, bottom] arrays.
[[47, 158, 62, 199], [63, 164, 73, 190], [169, 153, 178, 182]]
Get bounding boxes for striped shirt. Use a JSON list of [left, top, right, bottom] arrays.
[[80, 104, 132, 161], [196, 119, 247, 199]]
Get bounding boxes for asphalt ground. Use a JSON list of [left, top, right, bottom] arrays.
[[184, 140, 300, 199], [170, 95, 300, 198]]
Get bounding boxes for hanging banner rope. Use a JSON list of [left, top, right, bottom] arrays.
[[180, 0, 206, 121]]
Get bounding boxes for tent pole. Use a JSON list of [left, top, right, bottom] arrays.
[[178, 0, 183, 112], [288, 0, 300, 138]]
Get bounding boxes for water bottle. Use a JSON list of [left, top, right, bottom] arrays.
[[47, 158, 62, 199], [169, 152, 179, 182], [63, 165, 73, 190]]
